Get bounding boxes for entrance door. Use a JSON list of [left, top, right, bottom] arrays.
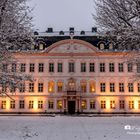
[[68, 101, 75, 114]]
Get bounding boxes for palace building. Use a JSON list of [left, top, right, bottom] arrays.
[[1, 27, 140, 114]]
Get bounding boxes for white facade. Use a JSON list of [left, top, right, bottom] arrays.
[[1, 39, 140, 114]]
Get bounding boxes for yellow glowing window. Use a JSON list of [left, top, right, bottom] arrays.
[[90, 82, 96, 93], [48, 81, 55, 93], [57, 82, 63, 92], [110, 101, 115, 109], [57, 100, 63, 109], [129, 101, 134, 109], [39, 44, 44, 50], [81, 82, 87, 92], [81, 100, 87, 109], [1, 101, 6, 109]]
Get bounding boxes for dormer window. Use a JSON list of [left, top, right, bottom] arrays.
[[59, 31, 64, 35], [31, 44, 35, 50], [80, 31, 85, 35], [100, 43, 105, 50], [39, 44, 44, 50], [109, 43, 113, 50]]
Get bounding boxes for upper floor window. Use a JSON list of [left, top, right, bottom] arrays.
[[19, 83, 25, 93], [11, 63, 17, 72], [48, 81, 55, 93], [127, 63, 133, 72], [89, 81, 96, 93], [30, 63, 35, 72], [118, 63, 124, 72], [38, 63, 44, 72], [137, 63, 140, 73], [29, 83, 34, 92], [49, 63, 54, 72], [89, 63, 95, 72], [20, 63, 26, 72], [80, 81, 87, 92], [81, 63, 86, 72], [100, 83, 106, 92], [109, 63, 115, 72], [110, 83, 115, 92], [2, 64, 8, 72], [128, 83, 133, 92], [100, 63, 105, 72], [138, 83, 140, 92], [57, 82, 63, 92], [69, 62, 75, 72], [57, 63, 63, 72], [119, 83, 124, 92], [38, 83, 44, 92]]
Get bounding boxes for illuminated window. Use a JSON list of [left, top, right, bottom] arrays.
[[100, 43, 104, 50], [19, 100, 24, 109], [90, 82, 96, 93], [118, 63, 124, 72], [90, 100, 96, 109], [81, 63, 86, 72], [11, 63, 16, 72], [38, 83, 44, 92], [138, 101, 140, 109], [119, 100, 125, 109], [109, 63, 114, 72], [81, 100, 87, 109], [19, 83, 25, 93], [129, 101, 134, 109], [29, 101, 34, 109], [48, 81, 55, 93], [38, 63, 44, 72], [1, 101, 6, 109], [69, 62, 75, 72], [101, 101, 106, 109], [49, 63, 54, 72], [57, 100, 63, 109], [89, 63, 95, 72], [109, 43, 113, 49], [110, 83, 115, 92], [29, 83, 34, 92], [81, 82, 87, 92], [128, 83, 133, 92], [100, 63, 105, 72], [127, 63, 133, 72], [48, 100, 54, 109], [119, 83, 124, 92], [29, 63, 35, 72], [10, 101, 15, 109], [58, 63, 63, 72], [110, 101, 115, 109], [20, 63, 26, 72], [39, 44, 44, 50], [138, 83, 140, 92], [57, 82, 63, 92], [38, 101, 43, 109], [100, 83, 106, 92]]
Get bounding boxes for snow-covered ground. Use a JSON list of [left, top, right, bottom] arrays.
[[0, 116, 140, 140]]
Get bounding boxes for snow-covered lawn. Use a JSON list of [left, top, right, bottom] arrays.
[[0, 116, 140, 140]]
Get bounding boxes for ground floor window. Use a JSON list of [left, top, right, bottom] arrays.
[[129, 101, 134, 109], [10, 101, 15, 109], [38, 101, 43, 109], [101, 101, 106, 109], [29, 101, 34, 109], [57, 100, 63, 109], [1, 101, 6, 109], [90, 100, 96, 109], [48, 100, 54, 109], [81, 100, 87, 109], [19, 100, 25, 109], [110, 101, 115, 109], [119, 100, 125, 109], [138, 101, 140, 109]]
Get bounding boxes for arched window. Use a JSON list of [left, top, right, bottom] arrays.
[[100, 43, 105, 50], [48, 81, 55, 93]]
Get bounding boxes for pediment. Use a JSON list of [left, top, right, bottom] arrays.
[[45, 39, 98, 53]]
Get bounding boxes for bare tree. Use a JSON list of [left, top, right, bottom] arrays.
[[0, 0, 33, 98]]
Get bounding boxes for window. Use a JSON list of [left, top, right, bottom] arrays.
[[138, 101, 140, 109], [128, 83, 133, 92], [48, 100, 54, 109], [29, 83, 34, 92], [1, 101, 6, 109], [100, 63, 105, 72], [89, 63, 95, 72], [119, 83, 124, 92], [110, 101, 115, 109], [58, 63, 63, 72], [81, 100, 87, 109], [129, 101, 134, 109], [57, 82, 63, 92], [69, 62, 75, 72], [19, 83, 25, 93], [2, 64, 8, 72], [30, 63, 35, 72], [19, 100, 24, 109], [138, 83, 140, 92], [20, 63, 26, 72], [81, 63, 86, 72], [110, 83, 115, 92], [49, 63, 54, 72], [89, 82, 96, 93], [29, 101, 34, 109], [10, 101, 15, 109], [128, 63, 133, 72], [38, 83, 44, 92], [38, 101, 43, 109], [38, 63, 44, 72], [90, 100, 96, 109], [109, 63, 114, 72], [119, 100, 125, 109], [2, 83, 6, 93], [80, 82, 87, 92], [118, 63, 124, 72], [100, 83, 106, 92], [101, 101, 106, 109], [48, 81, 55, 93], [57, 100, 63, 109], [11, 63, 16, 72], [10, 83, 16, 93], [137, 63, 140, 73]]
